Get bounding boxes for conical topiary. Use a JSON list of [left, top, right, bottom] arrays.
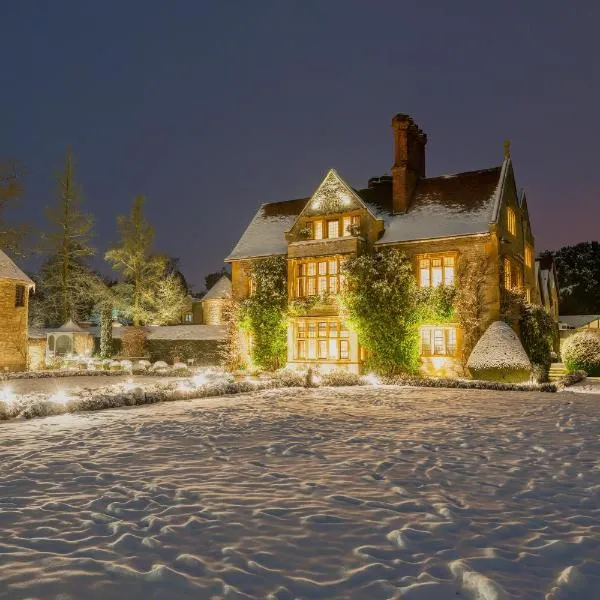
[[467, 321, 532, 382]]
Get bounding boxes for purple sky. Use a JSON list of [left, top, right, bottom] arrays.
[[2, 1, 599, 291]]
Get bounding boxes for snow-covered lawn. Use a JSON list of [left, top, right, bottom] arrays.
[[1, 386, 599, 599]]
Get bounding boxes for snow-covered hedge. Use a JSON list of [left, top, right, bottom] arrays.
[[0, 368, 192, 381], [272, 369, 305, 387], [321, 370, 364, 387], [383, 375, 556, 393], [557, 370, 587, 389], [562, 331, 600, 376], [467, 321, 532, 383]]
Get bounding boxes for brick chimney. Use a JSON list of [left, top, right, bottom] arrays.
[[391, 114, 427, 213]]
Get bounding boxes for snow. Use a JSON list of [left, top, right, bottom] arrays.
[[1, 385, 600, 599]]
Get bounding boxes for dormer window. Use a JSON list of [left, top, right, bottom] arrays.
[[327, 219, 339, 238], [314, 221, 324, 240]]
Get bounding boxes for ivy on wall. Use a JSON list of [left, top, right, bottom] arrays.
[[239, 256, 288, 371], [341, 249, 422, 376]]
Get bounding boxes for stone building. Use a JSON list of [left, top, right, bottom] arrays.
[[0, 250, 34, 371], [181, 276, 231, 325], [226, 113, 543, 376]]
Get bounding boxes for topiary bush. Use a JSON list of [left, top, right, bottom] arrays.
[[562, 331, 600, 376], [467, 321, 532, 382]]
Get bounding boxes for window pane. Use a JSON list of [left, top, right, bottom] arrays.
[[446, 328, 457, 355], [297, 278, 305, 297], [504, 259, 511, 288], [307, 262, 316, 276], [421, 328, 431, 356], [443, 257, 455, 286], [328, 260, 337, 274], [318, 261, 327, 275], [434, 328, 445, 354], [307, 278, 316, 296], [431, 259, 443, 287], [343, 216, 352, 236], [297, 321, 306, 338], [314, 221, 323, 239], [329, 276, 338, 294], [318, 276, 327, 294], [329, 323, 338, 337], [328, 339, 338, 359], [297, 340, 306, 359], [318, 340, 328, 359], [340, 340, 349, 359], [308, 339, 317, 359], [318, 322, 327, 337], [327, 220, 339, 238], [308, 323, 316, 338]]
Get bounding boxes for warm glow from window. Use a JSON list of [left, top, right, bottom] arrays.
[[296, 319, 349, 361], [306, 215, 360, 240], [314, 220, 324, 240], [525, 288, 531, 303], [506, 207, 517, 236], [525, 244, 533, 268], [420, 326, 457, 357], [419, 256, 455, 287], [296, 258, 343, 297]]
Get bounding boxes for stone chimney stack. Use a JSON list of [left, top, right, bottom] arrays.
[[391, 114, 427, 213]]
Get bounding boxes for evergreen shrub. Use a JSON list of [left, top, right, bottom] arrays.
[[562, 331, 600, 376]]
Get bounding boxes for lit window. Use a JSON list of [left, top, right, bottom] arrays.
[[343, 216, 352, 237], [314, 220, 323, 240], [420, 326, 458, 357], [525, 288, 531, 303], [327, 220, 339, 239], [295, 320, 351, 361], [15, 285, 25, 308], [419, 256, 456, 287], [525, 245, 533, 268], [295, 258, 343, 297], [506, 207, 516, 236], [504, 258, 512, 289], [184, 313, 193, 323]]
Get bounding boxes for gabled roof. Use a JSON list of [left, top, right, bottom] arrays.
[[226, 162, 506, 260], [203, 275, 231, 300], [558, 315, 600, 328], [0, 249, 34, 285]]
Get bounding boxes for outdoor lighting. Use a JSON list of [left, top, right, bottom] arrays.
[[0, 386, 15, 404], [50, 390, 71, 405], [192, 374, 208, 387], [364, 373, 381, 386]]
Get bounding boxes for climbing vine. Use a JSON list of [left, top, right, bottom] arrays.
[[239, 256, 288, 371]]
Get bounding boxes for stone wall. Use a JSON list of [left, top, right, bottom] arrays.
[[0, 280, 29, 371]]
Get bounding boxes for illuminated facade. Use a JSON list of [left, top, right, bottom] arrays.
[[226, 114, 543, 375]]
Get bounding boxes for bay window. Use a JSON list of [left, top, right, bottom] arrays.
[[296, 319, 350, 361], [295, 258, 343, 297]]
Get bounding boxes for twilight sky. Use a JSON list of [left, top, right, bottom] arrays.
[[2, 0, 599, 291]]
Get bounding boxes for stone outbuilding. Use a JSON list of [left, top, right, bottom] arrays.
[[0, 250, 34, 371]]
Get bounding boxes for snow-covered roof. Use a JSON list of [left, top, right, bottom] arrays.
[[203, 275, 231, 301], [225, 164, 505, 260], [0, 249, 34, 285], [54, 319, 90, 333], [558, 315, 600, 329]]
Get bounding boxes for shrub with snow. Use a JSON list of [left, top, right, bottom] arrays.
[[562, 331, 600, 376], [321, 370, 363, 387], [467, 321, 532, 383], [136, 360, 151, 370], [120, 359, 133, 370], [272, 369, 305, 387], [172, 362, 187, 371], [151, 361, 169, 371]]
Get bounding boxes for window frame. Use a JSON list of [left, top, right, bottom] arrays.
[[419, 325, 458, 357], [506, 206, 517, 236], [294, 257, 344, 298], [302, 214, 361, 241], [295, 318, 350, 361], [418, 254, 456, 288], [15, 284, 25, 308]]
